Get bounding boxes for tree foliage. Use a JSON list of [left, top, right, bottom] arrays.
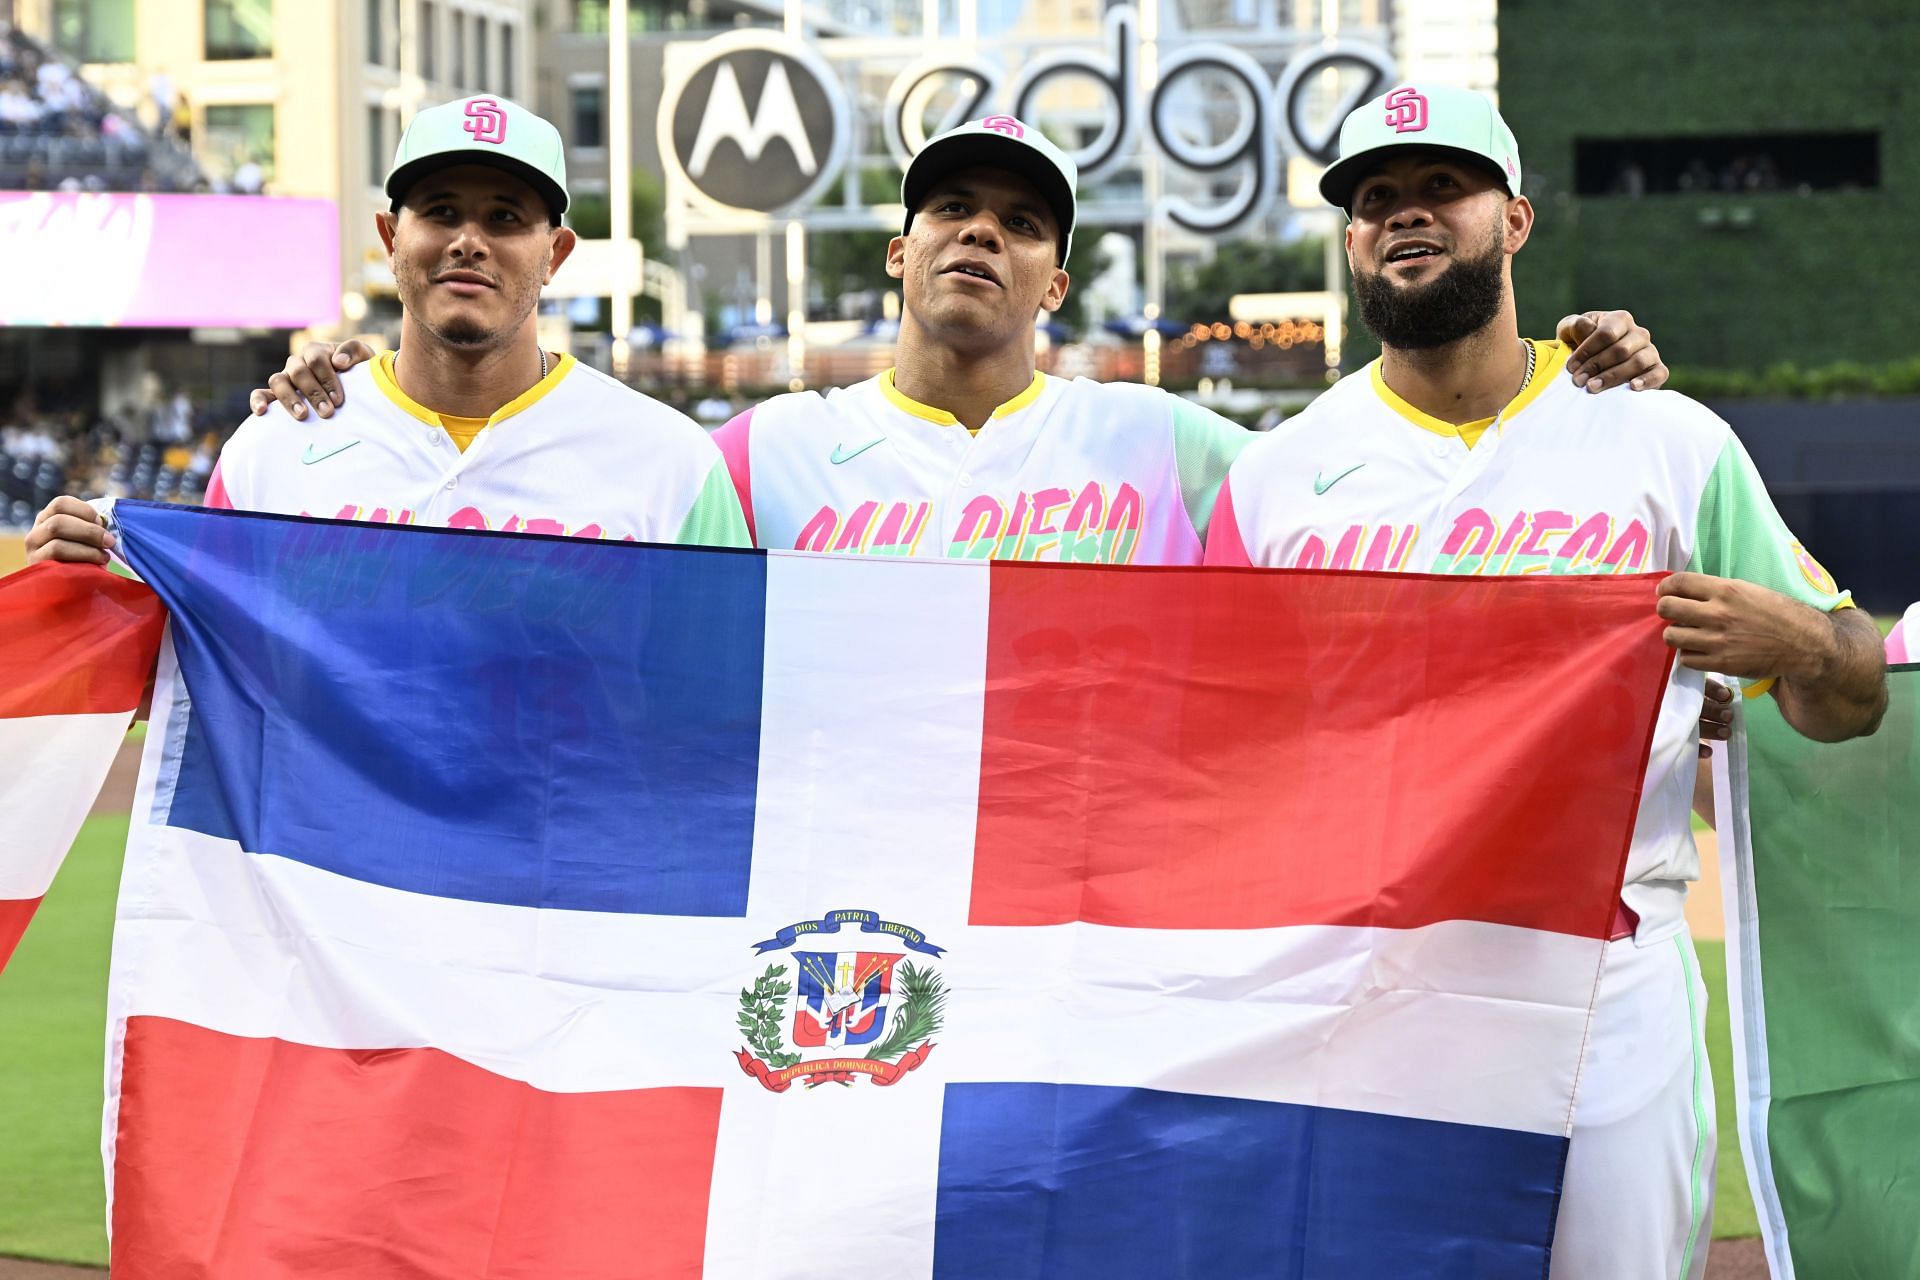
[[564, 168, 667, 326], [1164, 236, 1327, 323]]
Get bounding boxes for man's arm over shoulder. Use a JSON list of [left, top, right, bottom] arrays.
[[1165, 395, 1251, 547], [674, 454, 753, 549], [1659, 432, 1887, 741]]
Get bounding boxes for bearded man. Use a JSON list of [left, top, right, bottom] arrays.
[[1207, 83, 1887, 1280]]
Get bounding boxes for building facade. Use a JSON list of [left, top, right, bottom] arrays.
[[17, 0, 539, 328], [1498, 0, 1918, 371]]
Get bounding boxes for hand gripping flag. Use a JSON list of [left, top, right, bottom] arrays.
[[1717, 662, 1920, 1279], [27, 501, 1676, 1278], [0, 563, 164, 971]]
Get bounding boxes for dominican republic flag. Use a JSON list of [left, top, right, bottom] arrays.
[[15, 501, 1675, 1279], [0, 563, 164, 971]]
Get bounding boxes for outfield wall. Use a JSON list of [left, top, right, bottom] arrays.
[[1, 539, 25, 578], [1499, 0, 1920, 371]]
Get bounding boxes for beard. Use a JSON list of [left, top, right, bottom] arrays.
[[431, 315, 496, 346], [1353, 224, 1506, 350]]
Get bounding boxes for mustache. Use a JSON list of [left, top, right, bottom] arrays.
[[429, 267, 502, 287]]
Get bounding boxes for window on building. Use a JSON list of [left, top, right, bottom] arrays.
[[500, 25, 515, 98], [450, 11, 466, 87], [366, 0, 386, 66], [203, 103, 275, 192], [368, 103, 387, 185], [573, 0, 679, 33], [419, 0, 438, 81], [51, 0, 135, 62], [205, 0, 273, 59], [1574, 133, 1881, 198], [474, 17, 489, 93], [570, 82, 605, 149]]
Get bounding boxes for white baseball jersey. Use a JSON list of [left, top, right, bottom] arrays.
[[1208, 339, 1851, 942], [712, 370, 1248, 564], [208, 353, 749, 548]]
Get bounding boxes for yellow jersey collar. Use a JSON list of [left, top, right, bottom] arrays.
[[372, 348, 577, 430], [879, 368, 1047, 430], [1369, 339, 1570, 446]]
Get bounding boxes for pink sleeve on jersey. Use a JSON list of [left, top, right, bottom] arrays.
[[1888, 608, 1916, 663], [1201, 475, 1253, 567], [710, 408, 756, 545], [203, 463, 235, 510]]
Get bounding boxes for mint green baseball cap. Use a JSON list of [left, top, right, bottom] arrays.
[[902, 116, 1078, 265], [1319, 84, 1521, 212], [385, 94, 568, 221]]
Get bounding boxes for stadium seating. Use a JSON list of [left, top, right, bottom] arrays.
[[0, 24, 200, 192], [0, 421, 217, 532]]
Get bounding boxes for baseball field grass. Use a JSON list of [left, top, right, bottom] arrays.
[[0, 814, 1761, 1266], [0, 817, 126, 1266]]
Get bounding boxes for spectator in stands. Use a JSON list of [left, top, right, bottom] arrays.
[[0, 77, 44, 129], [148, 71, 174, 137], [231, 156, 264, 195], [0, 25, 203, 194], [151, 388, 195, 445]]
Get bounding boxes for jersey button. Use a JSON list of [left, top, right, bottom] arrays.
[[429, 430, 444, 446], [958, 472, 972, 486], [444, 478, 457, 490]]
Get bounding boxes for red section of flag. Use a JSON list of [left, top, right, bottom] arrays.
[[0, 562, 165, 718], [112, 1017, 723, 1280], [972, 567, 1673, 940], [0, 896, 41, 972]]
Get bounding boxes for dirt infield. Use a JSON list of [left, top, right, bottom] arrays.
[[89, 736, 141, 816], [0, 1241, 1777, 1279], [0, 1259, 95, 1279], [0, 1238, 1775, 1278]]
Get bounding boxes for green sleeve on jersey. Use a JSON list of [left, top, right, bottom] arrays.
[[1686, 436, 1850, 612], [673, 458, 753, 548], [1169, 398, 1253, 543]]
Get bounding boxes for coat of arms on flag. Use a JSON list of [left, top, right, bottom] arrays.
[[736, 909, 947, 1090]]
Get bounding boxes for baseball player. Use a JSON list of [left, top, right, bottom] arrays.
[[246, 117, 1671, 565], [1205, 83, 1889, 1278], [28, 95, 747, 568]]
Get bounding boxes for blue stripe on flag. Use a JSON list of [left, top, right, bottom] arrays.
[[118, 503, 765, 917], [932, 1082, 1565, 1280]]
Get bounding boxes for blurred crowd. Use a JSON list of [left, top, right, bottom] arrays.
[[1, 391, 220, 530], [0, 21, 200, 194], [1606, 152, 1788, 198]]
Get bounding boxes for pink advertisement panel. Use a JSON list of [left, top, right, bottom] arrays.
[[0, 192, 340, 329]]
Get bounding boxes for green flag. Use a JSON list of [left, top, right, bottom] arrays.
[[1720, 665, 1920, 1279]]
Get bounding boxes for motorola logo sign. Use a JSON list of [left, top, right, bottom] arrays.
[[659, 32, 849, 215], [658, 11, 1394, 235]]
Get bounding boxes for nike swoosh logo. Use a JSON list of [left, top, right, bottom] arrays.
[[1313, 463, 1365, 495], [830, 438, 885, 465], [302, 441, 361, 465]]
